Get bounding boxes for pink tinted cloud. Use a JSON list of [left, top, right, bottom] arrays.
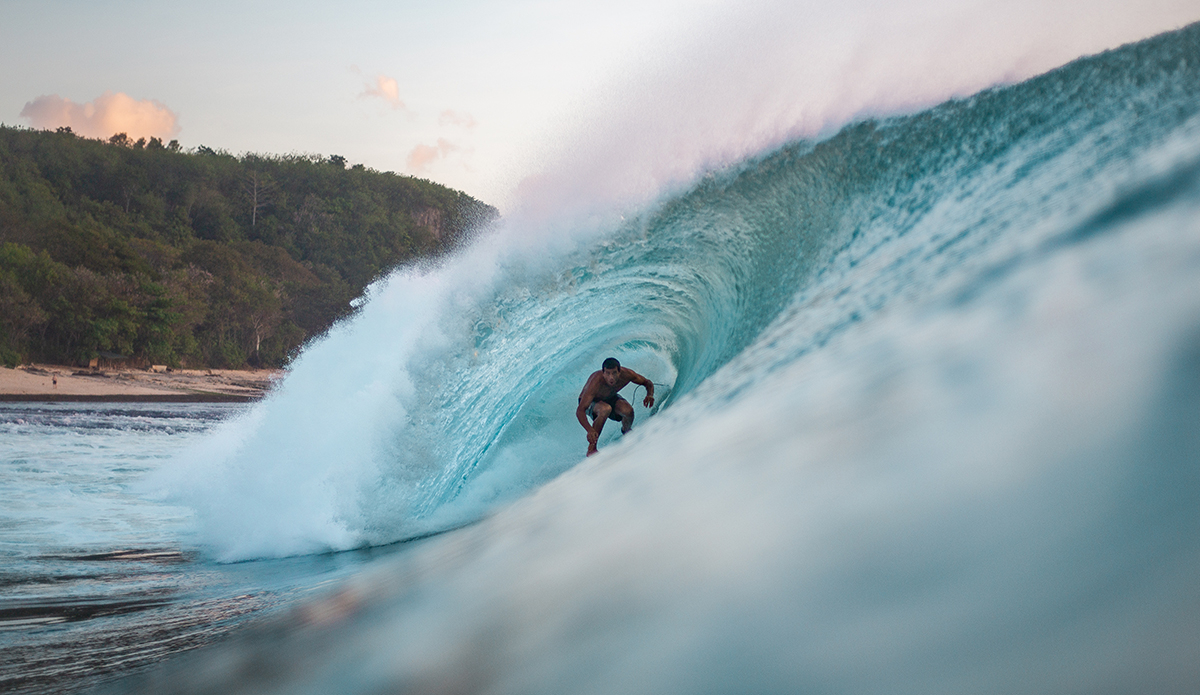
[[360, 75, 405, 109], [20, 92, 180, 140], [438, 110, 477, 128], [407, 138, 459, 174]]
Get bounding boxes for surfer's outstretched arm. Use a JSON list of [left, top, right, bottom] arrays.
[[577, 373, 603, 455], [623, 368, 655, 408], [576, 398, 598, 441]]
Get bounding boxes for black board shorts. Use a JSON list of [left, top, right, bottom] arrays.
[[584, 394, 627, 421]]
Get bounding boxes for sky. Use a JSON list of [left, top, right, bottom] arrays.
[[1, 0, 726, 207], [3, 0, 1198, 211]]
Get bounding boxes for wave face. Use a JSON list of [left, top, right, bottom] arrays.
[[131, 23, 1200, 693], [153, 22, 1200, 562]]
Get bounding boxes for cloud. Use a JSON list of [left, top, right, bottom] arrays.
[[20, 92, 180, 140], [360, 74, 405, 109], [438, 110, 477, 129], [407, 138, 459, 174]]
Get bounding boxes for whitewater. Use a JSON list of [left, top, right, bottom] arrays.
[[3, 11, 1200, 695]]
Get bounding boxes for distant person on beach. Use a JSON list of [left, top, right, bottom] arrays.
[[577, 357, 654, 456]]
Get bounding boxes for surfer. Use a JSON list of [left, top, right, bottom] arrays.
[[577, 357, 655, 456]]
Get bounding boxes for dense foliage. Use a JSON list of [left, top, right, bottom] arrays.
[[0, 126, 497, 368]]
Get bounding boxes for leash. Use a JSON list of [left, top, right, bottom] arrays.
[[633, 381, 670, 409]]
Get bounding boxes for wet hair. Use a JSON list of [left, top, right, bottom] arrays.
[[602, 357, 620, 371]]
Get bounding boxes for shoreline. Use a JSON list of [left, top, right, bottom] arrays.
[[0, 364, 281, 403], [0, 393, 258, 403]]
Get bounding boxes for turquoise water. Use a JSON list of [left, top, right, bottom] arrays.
[[5, 20, 1200, 695], [0, 404, 411, 694]]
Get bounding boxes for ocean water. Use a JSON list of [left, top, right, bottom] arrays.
[[4, 18, 1200, 695], [0, 403, 410, 694]]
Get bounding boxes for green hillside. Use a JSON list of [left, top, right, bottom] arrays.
[[0, 126, 497, 368]]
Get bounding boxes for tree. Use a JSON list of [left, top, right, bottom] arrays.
[[244, 280, 282, 365], [0, 269, 48, 365], [242, 170, 277, 227]]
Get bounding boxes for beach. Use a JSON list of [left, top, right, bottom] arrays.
[[0, 364, 280, 402]]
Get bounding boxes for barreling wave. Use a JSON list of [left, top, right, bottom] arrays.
[[145, 22, 1200, 563]]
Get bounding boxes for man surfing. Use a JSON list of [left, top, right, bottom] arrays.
[[577, 357, 655, 456]]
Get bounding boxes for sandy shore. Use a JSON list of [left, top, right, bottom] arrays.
[[0, 364, 282, 402]]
